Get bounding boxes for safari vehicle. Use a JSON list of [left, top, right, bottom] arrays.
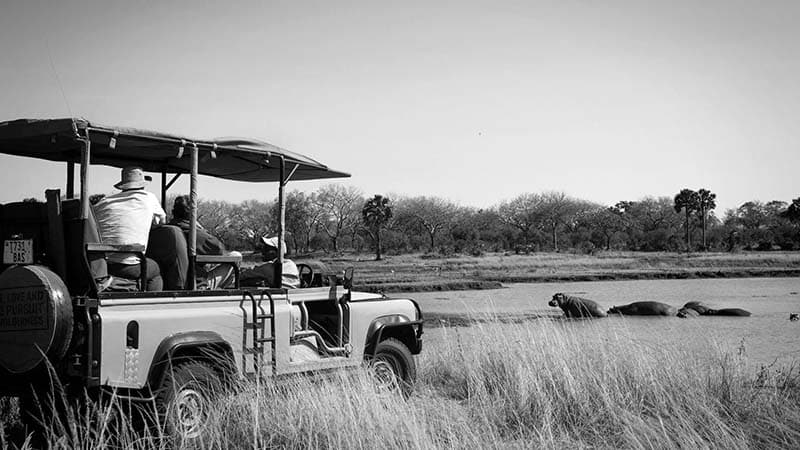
[[0, 118, 423, 437]]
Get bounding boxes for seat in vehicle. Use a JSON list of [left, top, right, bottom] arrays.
[[147, 225, 189, 290]]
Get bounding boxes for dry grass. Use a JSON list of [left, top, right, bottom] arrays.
[[3, 317, 800, 449]]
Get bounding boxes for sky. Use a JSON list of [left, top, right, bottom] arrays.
[[0, 0, 798, 214]]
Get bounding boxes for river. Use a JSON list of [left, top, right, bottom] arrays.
[[412, 277, 800, 367]]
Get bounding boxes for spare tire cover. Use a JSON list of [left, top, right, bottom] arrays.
[[0, 265, 73, 373]]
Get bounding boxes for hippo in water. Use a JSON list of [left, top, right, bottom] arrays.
[[549, 293, 607, 318], [706, 308, 751, 317], [677, 307, 701, 318], [678, 301, 751, 317], [681, 301, 715, 315], [607, 301, 677, 316]]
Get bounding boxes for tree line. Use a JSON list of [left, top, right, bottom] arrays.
[[190, 185, 800, 258]]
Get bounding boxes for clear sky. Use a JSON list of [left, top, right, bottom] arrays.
[[1, 0, 797, 214]]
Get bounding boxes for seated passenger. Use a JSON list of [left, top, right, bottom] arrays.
[[240, 236, 300, 289], [169, 195, 238, 289], [93, 167, 166, 291]]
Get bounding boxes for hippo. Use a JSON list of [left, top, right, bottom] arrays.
[[706, 308, 751, 317], [791, 313, 799, 322], [682, 301, 751, 317], [677, 307, 700, 318], [607, 301, 677, 316], [549, 293, 607, 318], [681, 301, 715, 315]]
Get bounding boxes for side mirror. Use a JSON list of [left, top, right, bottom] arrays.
[[343, 267, 354, 290]]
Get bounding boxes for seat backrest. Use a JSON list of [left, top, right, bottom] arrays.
[[147, 225, 189, 290], [62, 199, 109, 295]]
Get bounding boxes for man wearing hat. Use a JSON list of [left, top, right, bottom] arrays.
[[239, 235, 300, 289], [94, 167, 167, 291]]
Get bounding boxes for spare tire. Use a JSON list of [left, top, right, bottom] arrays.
[[0, 265, 73, 373]]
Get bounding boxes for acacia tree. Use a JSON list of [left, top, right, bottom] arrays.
[[230, 199, 272, 249], [395, 196, 459, 253], [314, 184, 363, 252], [674, 188, 699, 251], [540, 191, 584, 251], [696, 188, 717, 251], [275, 191, 321, 254], [496, 193, 544, 247], [362, 194, 393, 260], [591, 206, 626, 250], [780, 197, 800, 223], [615, 197, 683, 251], [196, 198, 239, 247]]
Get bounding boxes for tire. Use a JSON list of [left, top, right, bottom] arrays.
[[155, 361, 223, 444], [0, 265, 73, 374], [369, 338, 416, 397]]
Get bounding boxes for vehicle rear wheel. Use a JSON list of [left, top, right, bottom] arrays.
[[369, 338, 416, 397], [156, 361, 222, 444]]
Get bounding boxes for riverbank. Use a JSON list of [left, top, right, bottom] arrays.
[[309, 251, 800, 293]]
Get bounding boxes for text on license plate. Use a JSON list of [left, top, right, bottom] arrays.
[[3, 240, 33, 265]]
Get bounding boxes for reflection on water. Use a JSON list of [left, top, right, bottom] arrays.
[[413, 277, 800, 366]]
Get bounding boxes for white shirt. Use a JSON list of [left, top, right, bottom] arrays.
[[93, 189, 166, 265]]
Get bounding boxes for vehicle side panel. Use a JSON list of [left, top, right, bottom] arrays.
[[348, 298, 419, 359], [99, 293, 292, 389]]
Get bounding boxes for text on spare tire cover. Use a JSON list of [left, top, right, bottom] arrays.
[[0, 287, 49, 331]]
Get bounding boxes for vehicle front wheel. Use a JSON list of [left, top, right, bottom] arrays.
[[155, 361, 223, 444], [369, 338, 416, 397]]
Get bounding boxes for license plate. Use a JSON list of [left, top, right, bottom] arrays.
[[3, 239, 33, 265]]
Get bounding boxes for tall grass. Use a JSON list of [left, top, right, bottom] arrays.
[[4, 318, 799, 449]]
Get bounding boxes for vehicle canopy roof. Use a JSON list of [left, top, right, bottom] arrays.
[[0, 118, 349, 182]]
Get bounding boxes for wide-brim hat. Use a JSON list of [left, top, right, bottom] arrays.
[[261, 236, 287, 256], [114, 166, 152, 190]]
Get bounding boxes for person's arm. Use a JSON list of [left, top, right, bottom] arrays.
[[150, 193, 167, 226]]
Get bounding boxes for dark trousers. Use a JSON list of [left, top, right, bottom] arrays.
[[109, 258, 163, 291]]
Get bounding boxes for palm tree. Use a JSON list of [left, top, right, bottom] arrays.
[[362, 194, 393, 260], [696, 188, 717, 251], [674, 189, 699, 252]]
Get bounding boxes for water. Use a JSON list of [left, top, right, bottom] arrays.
[[412, 277, 800, 367]]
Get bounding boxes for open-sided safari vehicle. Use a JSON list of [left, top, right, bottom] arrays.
[[0, 118, 423, 438]]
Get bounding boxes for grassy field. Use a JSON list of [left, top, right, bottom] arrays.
[[307, 251, 800, 293], [2, 318, 799, 449]]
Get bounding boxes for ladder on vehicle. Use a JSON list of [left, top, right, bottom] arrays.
[[242, 290, 276, 379]]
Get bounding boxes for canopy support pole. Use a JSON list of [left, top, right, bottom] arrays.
[[78, 131, 91, 220], [161, 172, 182, 214], [187, 144, 198, 290], [274, 155, 286, 289], [284, 163, 299, 184], [161, 170, 167, 207], [66, 162, 75, 199]]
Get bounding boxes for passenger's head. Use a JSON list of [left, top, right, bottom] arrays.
[[114, 166, 152, 191], [260, 236, 287, 261], [172, 195, 191, 221]]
